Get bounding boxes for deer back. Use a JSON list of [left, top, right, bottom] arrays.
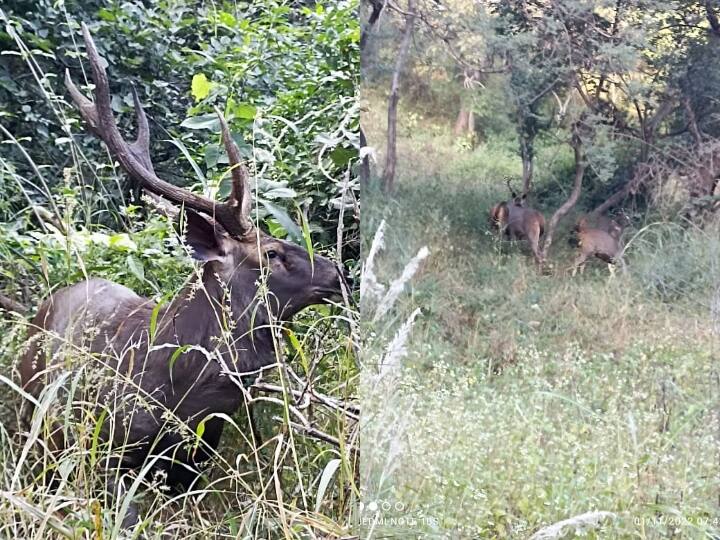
[[506, 202, 545, 238], [576, 218, 623, 262]]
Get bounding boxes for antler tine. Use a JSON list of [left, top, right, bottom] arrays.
[[128, 85, 154, 173], [65, 69, 99, 132], [80, 22, 114, 128], [505, 176, 516, 197], [65, 24, 252, 238], [215, 107, 253, 231]]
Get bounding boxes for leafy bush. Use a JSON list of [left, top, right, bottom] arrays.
[[1, 0, 358, 241]]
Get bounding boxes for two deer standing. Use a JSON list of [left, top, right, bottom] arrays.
[[490, 178, 627, 273]]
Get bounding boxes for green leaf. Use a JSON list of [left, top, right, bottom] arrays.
[[329, 147, 356, 167], [97, 8, 116, 21], [254, 148, 275, 164], [218, 11, 237, 27], [90, 409, 108, 468], [264, 187, 297, 199], [191, 73, 211, 101], [180, 114, 219, 130], [286, 328, 308, 373], [168, 345, 190, 385], [266, 218, 288, 239], [127, 254, 145, 282], [109, 234, 137, 252], [166, 138, 207, 190], [234, 102, 257, 119], [296, 202, 314, 268], [261, 200, 302, 241], [149, 297, 166, 342], [205, 144, 220, 168]]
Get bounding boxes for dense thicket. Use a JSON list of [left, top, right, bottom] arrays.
[[1, 0, 358, 295]]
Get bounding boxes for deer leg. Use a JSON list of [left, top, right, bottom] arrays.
[[528, 225, 543, 268], [571, 253, 588, 276], [618, 256, 627, 274], [532, 244, 544, 269], [163, 417, 225, 492], [248, 405, 263, 448]]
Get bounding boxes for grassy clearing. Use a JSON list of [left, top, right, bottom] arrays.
[[361, 101, 720, 539]]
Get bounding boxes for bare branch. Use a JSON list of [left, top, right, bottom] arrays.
[[0, 293, 26, 314]]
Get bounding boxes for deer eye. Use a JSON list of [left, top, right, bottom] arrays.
[[267, 250, 278, 260]]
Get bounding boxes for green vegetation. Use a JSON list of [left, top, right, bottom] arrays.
[[362, 106, 720, 539], [0, 1, 358, 538]]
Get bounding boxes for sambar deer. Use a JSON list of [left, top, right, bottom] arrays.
[[571, 217, 626, 275], [20, 24, 343, 527], [582, 209, 630, 239], [489, 179, 546, 265]]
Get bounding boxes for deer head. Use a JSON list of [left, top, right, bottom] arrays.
[[506, 177, 527, 207], [65, 23, 342, 320]]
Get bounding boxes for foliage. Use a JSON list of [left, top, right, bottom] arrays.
[[1, 0, 358, 241], [365, 0, 720, 214]]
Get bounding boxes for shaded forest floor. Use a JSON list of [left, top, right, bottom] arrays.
[[362, 99, 720, 539]]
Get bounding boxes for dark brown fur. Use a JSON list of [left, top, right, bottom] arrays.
[[20, 25, 343, 528]]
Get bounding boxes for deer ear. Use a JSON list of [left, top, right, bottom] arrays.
[[183, 210, 226, 262]]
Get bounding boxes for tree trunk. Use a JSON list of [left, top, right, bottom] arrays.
[[591, 96, 676, 216], [359, 126, 370, 188], [520, 134, 534, 194], [590, 179, 636, 217], [640, 95, 676, 161], [454, 108, 468, 136], [382, 0, 416, 193], [360, 0, 384, 53], [541, 129, 586, 260], [684, 97, 703, 147], [705, 0, 720, 37]]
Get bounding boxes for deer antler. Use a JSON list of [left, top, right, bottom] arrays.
[[505, 176, 518, 197], [65, 23, 253, 238], [215, 106, 253, 232]]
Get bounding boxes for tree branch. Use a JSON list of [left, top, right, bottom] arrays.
[[705, 0, 720, 36], [541, 126, 586, 260], [0, 293, 26, 314]]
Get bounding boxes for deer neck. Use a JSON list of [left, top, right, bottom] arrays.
[[157, 266, 276, 378]]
